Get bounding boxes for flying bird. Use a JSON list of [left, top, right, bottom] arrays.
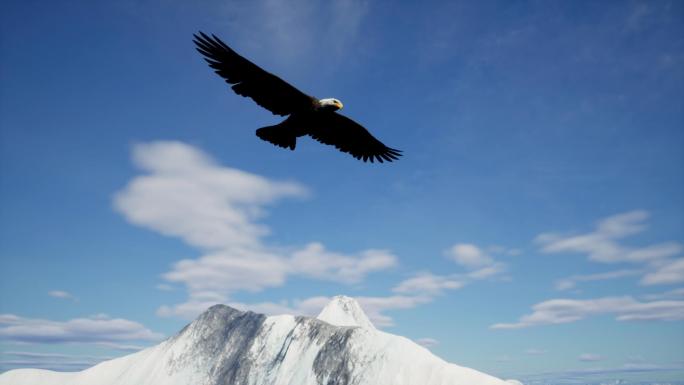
[[193, 32, 402, 163]]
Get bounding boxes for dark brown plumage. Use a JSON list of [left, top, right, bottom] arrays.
[[193, 32, 402, 163]]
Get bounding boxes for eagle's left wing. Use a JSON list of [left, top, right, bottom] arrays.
[[193, 32, 316, 116], [309, 113, 402, 163]]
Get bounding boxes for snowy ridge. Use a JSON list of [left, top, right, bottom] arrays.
[[0, 297, 514, 385]]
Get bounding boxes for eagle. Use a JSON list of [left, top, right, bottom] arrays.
[[193, 32, 402, 163]]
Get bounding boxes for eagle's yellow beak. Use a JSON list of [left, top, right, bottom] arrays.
[[336, 100, 344, 109]]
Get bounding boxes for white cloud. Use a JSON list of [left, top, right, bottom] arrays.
[[48, 290, 76, 301], [531, 362, 684, 381], [354, 295, 433, 327], [554, 269, 642, 291], [290, 242, 397, 284], [596, 210, 649, 237], [535, 210, 682, 264], [0, 314, 163, 344], [94, 342, 146, 352], [444, 243, 509, 281], [641, 258, 684, 286], [553, 280, 574, 292], [162, 250, 290, 297], [415, 338, 439, 348], [392, 272, 465, 295], [229, 297, 332, 318], [88, 313, 112, 321], [192, 294, 432, 328], [157, 244, 399, 320], [114, 141, 307, 251], [116, 142, 399, 320], [392, 265, 507, 298], [641, 287, 684, 300], [157, 299, 226, 320], [536, 211, 683, 291], [447, 243, 494, 267], [389, 244, 509, 306], [578, 353, 603, 362], [2, 351, 103, 360], [491, 296, 684, 329], [0, 351, 115, 372], [467, 262, 507, 280]]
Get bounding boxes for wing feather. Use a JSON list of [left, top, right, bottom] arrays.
[[193, 32, 315, 116], [308, 113, 402, 163]]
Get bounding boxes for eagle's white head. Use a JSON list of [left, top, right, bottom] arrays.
[[319, 98, 344, 111]]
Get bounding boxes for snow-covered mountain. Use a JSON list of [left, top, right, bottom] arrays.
[[0, 296, 516, 385]]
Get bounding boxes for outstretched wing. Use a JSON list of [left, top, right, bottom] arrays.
[[309, 113, 402, 163], [193, 32, 315, 116]]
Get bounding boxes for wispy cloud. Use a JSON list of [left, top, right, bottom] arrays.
[[157, 243, 398, 320], [116, 141, 398, 320], [445, 243, 509, 279], [522, 362, 684, 384], [641, 287, 684, 300], [415, 337, 439, 348], [447, 243, 494, 267], [2, 351, 108, 360], [213, 294, 432, 328], [467, 262, 507, 280], [491, 296, 684, 329], [389, 251, 508, 316], [290, 242, 397, 284], [624, 2, 653, 32], [392, 272, 465, 296], [216, 0, 368, 66], [535, 210, 681, 264], [392, 261, 506, 299], [641, 258, 684, 286], [555, 269, 642, 291], [354, 295, 434, 327], [114, 141, 307, 251], [0, 351, 114, 372], [578, 353, 603, 362], [47, 290, 77, 301], [0, 313, 162, 344], [501, 211, 684, 331], [536, 211, 683, 290], [373, 243, 513, 320], [94, 342, 146, 352]]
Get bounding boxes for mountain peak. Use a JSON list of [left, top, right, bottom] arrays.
[[195, 304, 242, 323], [0, 294, 513, 385], [316, 295, 375, 329]]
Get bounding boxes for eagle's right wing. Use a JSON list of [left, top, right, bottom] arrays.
[[193, 32, 316, 116], [309, 113, 402, 163]]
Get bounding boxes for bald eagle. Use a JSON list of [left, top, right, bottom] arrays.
[[193, 32, 402, 163]]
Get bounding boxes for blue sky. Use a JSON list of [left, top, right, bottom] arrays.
[[1, 0, 683, 384]]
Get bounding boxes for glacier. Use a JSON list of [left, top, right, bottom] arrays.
[[0, 296, 515, 385]]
